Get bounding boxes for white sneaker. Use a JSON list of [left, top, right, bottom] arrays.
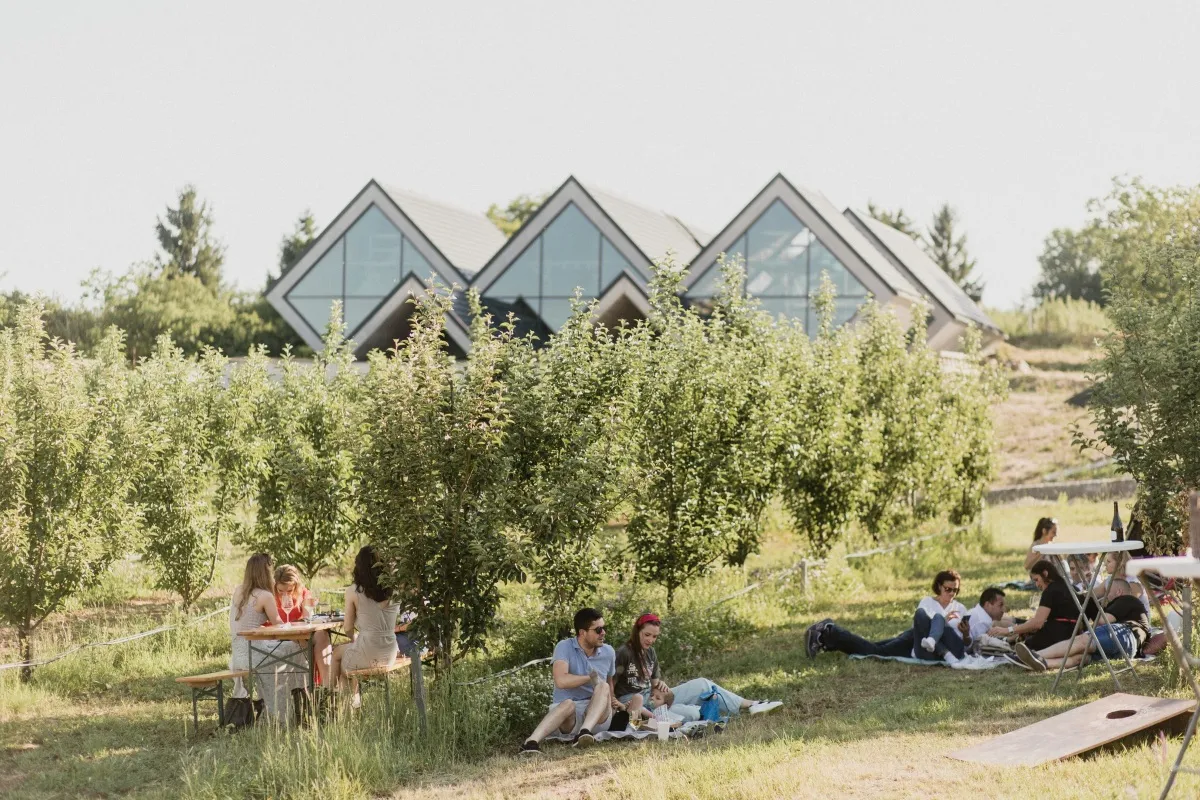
[[748, 700, 782, 715], [943, 652, 960, 665], [921, 636, 937, 653]]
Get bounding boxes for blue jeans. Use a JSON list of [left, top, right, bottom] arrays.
[[912, 608, 965, 661], [1093, 622, 1136, 659], [668, 678, 747, 716]]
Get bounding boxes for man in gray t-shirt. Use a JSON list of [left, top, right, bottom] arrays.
[[518, 608, 615, 755]]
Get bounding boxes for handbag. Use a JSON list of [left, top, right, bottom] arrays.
[[221, 697, 264, 730]]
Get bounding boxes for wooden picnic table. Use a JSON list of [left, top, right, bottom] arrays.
[[238, 619, 344, 717]]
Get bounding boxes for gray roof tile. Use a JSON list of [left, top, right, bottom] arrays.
[[845, 209, 998, 331], [379, 184, 506, 279], [579, 182, 706, 268]]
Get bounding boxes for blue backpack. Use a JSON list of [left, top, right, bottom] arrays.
[[698, 689, 725, 722]]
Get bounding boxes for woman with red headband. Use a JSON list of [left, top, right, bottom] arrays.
[[612, 613, 669, 723]]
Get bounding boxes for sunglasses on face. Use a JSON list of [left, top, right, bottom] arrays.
[[941, 585, 960, 595], [590, 626, 606, 635]]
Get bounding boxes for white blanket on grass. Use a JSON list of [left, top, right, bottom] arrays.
[[544, 719, 712, 743], [849, 654, 1009, 670]]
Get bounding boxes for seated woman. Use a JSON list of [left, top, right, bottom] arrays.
[[1097, 551, 1148, 612], [274, 564, 314, 622], [1014, 579, 1149, 671], [618, 611, 780, 723], [990, 559, 1080, 651], [1023, 517, 1058, 571], [228, 552, 297, 723], [912, 570, 969, 663], [325, 546, 401, 703], [612, 613, 669, 723]]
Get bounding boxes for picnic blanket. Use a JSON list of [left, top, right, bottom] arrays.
[[849, 654, 1010, 670], [545, 719, 713, 744]]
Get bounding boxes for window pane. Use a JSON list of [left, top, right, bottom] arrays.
[[402, 237, 433, 280], [758, 296, 809, 324], [810, 239, 867, 297], [344, 297, 384, 336], [289, 297, 340, 334], [600, 238, 632, 291], [833, 297, 865, 327], [746, 200, 810, 297], [539, 298, 575, 332], [541, 203, 601, 296], [488, 240, 541, 297], [344, 205, 401, 296], [288, 242, 343, 297]]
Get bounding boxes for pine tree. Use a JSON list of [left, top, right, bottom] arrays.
[[155, 185, 225, 290], [924, 204, 983, 302]]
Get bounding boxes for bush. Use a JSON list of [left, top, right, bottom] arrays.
[[987, 297, 1110, 349]]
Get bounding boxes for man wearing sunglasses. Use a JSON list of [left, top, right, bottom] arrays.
[[518, 607, 616, 755]]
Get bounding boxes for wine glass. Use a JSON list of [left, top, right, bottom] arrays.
[[302, 593, 316, 622], [280, 594, 294, 626]]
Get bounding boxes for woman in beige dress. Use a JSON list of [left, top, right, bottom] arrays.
[[327, 546, 401, 703]]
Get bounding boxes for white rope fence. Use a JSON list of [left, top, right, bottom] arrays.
[[0, 607, 226, 673]]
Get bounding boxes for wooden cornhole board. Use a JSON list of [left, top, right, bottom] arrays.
[[948, 693, 1197, 767]]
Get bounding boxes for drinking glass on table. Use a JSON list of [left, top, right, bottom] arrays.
[[280, 594, 294, 626], [302, 593, 316, 621]]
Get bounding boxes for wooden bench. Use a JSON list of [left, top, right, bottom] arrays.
[[176, 669, 249, 733], [344, 656, 411, 706]]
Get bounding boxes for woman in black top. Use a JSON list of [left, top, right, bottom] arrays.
[[1015, 579, 1149, 671], [989, 559, 1079, 650]]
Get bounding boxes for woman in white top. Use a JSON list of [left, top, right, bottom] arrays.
[[913, 569, 968, 663], [327, 546, 401, 703], [228, 552, 304, 723]]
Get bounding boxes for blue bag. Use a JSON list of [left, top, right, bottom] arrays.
[[698, 690, 723, 722]]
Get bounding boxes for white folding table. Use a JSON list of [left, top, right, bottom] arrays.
[[1129, 556, 1200, 799], [1032, 539, 1143, 691]]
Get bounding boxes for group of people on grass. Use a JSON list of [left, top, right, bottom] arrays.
[[227, 546, 403, 722], [805, 518, 1156, 673], [517, 608, 782, 755]]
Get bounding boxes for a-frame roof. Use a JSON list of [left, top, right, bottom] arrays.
[[577, 181, 708, 268], [265, 180, 482, 356], [378, 184, 505, 278], [844, 208, 999, 332], [684, 174, 922, 302]]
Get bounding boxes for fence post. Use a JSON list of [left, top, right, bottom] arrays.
[[800, 559, 808, 595]]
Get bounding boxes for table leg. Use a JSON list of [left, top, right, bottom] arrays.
[[1049, 553, 1134, 692], [1151, 589, 1200, 799], [1050, 556, 1088, 691]]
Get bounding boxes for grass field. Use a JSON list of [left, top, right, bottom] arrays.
[[2, 497, 1195, 799]]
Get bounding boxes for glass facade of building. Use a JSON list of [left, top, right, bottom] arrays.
[[284, 204, 432, 337], [483, 202, 634, 332], [686, 199, 867, 332]]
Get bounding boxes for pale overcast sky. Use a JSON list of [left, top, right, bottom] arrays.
[[2, 1, 1198, 309]]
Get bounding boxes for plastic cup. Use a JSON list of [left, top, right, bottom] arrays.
[[657, 720, 669, 741]]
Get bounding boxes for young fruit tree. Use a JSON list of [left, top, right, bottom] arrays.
[[501, 295, 630, 628], [624, 258, 784, 610], [359, 288, 528, 675], [0, 303, 143, 681], [240, 304, 365, 581], [776, 278, 875, 555], [133, 337, 265, 609]]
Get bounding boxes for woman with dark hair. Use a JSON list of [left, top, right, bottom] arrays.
[[612, 613, 669, 723], [1024, 518, 1058, 570], [326, 546, 401, 700], [912, 569, 968, 663], [991, 559, 1080, 651]]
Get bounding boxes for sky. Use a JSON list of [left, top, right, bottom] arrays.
[[1, 2, 1198, 310]]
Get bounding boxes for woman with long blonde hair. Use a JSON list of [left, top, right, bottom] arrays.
[[228, 553, 302, 723], [273, 565, 314, 623]]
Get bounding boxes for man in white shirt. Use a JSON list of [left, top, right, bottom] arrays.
[[964, 587, 1012, 642]]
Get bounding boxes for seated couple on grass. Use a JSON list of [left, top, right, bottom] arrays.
[[518, 608, 782, 755], [805, 570, 1015, 665], [1008, 577, 1151, 672]]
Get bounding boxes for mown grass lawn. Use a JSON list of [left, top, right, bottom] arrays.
[[3, 497, 1194, 799]]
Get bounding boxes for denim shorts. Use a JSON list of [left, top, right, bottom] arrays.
[[1092, 623, 1136, 659]]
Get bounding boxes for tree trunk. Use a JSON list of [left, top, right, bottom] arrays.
[[666, 583, 675, 614], [18, 626, 33, 684]]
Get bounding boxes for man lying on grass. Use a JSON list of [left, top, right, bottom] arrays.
[[1010, 579, 1150, 672], [519, 607, 616, 756], [806, 571, 1007, 665]]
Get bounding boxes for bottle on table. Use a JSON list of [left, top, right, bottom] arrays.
[[1111, 501, 1124, 543]]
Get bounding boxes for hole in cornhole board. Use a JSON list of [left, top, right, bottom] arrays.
[[947, 693, 1198, 768]]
